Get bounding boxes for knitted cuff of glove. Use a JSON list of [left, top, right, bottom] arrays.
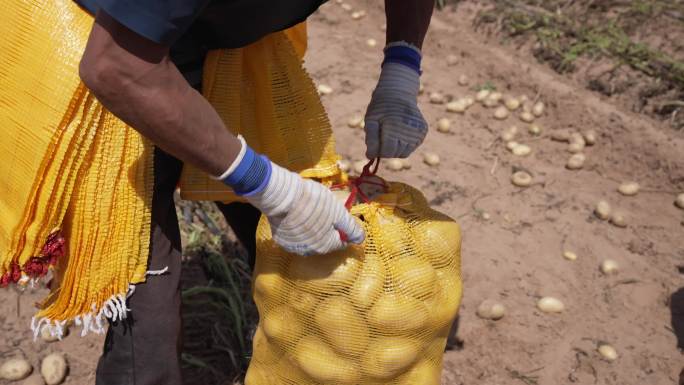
[[215, 135, 272, 196], [383, 41, 422, 74]]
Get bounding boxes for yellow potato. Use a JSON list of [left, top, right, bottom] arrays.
[[368, 293, 429, 334], [428, 278, 462, 329], [286, 246, 362, 289], [251, 327, 282, 366], [289, 290, 319, 315], [393, 255, 437, 299], [398, 359, 440, 385], [295, 335, 359, 384], [350, 253, 385, 309], [262, 306, 303, 347], [253, 271, 285, 304], [411, 219, 462, 269], [315, 296, 369, 356], [361, 337, 420, 380]]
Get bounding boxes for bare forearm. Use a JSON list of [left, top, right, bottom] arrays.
[[385, 0, 434, 49], [80, 12, 239, 176]]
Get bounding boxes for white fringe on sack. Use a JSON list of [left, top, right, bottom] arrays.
[[29, 266, 170, 339]]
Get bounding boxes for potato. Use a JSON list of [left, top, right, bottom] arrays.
[[583, 129, 597, 145], [463, 97, 475, 107], [366, 38, 377, 47], [351, 10, 366, 19], [253, 271, 285, 303], [287, 246, 361, 288], [505, 141, 519, 151], [1, 358, 32, 381], [368, 293, 429, 334], [315, 297, 369, 356], [566, 153, 586, 170], [289, 290, 319, 316], [551, 129, 571, 142], [347, 116, 363, 129], [387, 158, 405, 171], [20, 374, 45, 385], [341, 3, 352, 11], [618, 182, 639, 196], [428, 279, 461, 329], [350, 254, 385, 309], [337, 159, 351, 173], [512, 144, 532, 156], [475, 89, 490, 102], [489, 91, 503, 102], [600, 259, 619, 275], [244, 364, 277, 384], [398, 359, 440, 385], [361, 337, 419, 380], [394, 255, 437, 299], [519, 111, 535, 123], [494, 106, 510, 120], [677, 193, 684, 209], [610, 212, 628, 228], [295, 336, 359, 384], [263, 306, 303, 347], [504, 97, 521, 111], [446, 100, 466, 113], [511, 171, 532, 187], [251, 327, 282, 366], [436, 117, 451, 133], [423, 152, 440, 166], [567, 133, 586, 153], [483, 97, 499, 108], [528, 124, 542, 136], [501, 126, 519, 142], [537, 297, 565, 313], [598, 344, 618, 361], [594, 200, 611, 220], [429, 92, 445, 104], [532, 101, 545, 117], [458, 74, 469, 86], [476, 299, 505, 320], [40, 353, 67, 385], [446, 54, 459, 66], [563, 251, 578, 261], [317, 84, 333, 95]]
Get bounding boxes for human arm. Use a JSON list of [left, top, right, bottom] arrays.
[[364, 0, 433, 159], [79, 11, 363, 255]]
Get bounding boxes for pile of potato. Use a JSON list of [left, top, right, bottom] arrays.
[[246, 182, 462, 385], [0, 353, 67, 385]]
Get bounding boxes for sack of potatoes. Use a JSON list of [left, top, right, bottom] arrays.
[[245, 178, 462, 385]]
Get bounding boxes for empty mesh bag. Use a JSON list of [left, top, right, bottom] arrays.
[[246, 178, 462, 385]]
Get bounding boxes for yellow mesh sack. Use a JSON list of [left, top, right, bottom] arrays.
[[178, 26, 340, 202], [0, 0, 155, 334], [246, 174, 463, 385]]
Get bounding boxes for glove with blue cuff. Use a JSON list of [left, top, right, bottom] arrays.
[[215, 136, 365, 256], [364, 41, 428, 159]]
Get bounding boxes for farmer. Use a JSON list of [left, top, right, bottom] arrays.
[[76, 0, 432, 383]]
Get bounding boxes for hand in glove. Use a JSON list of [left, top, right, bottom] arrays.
[[216, 136, 365, 256], [364, 42, 427, 159]]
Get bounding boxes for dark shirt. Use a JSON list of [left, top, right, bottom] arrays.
[[76, 0, 325, 87]]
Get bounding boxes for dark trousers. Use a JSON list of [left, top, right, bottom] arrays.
[[95, 149, 260, 385]]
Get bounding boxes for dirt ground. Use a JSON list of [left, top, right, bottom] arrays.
[[2, 1, 683, 384]]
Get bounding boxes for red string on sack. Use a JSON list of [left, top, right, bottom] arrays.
[[333, 158, 389, 242]]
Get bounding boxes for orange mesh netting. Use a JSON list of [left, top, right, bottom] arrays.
[[246, 163, 463, 385], [178, 24, 340, 203], [0, 0, 154, 335]]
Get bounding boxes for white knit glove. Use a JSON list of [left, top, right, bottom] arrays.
[[245, 163, 365, 256], [364, 61, 427, 159]]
